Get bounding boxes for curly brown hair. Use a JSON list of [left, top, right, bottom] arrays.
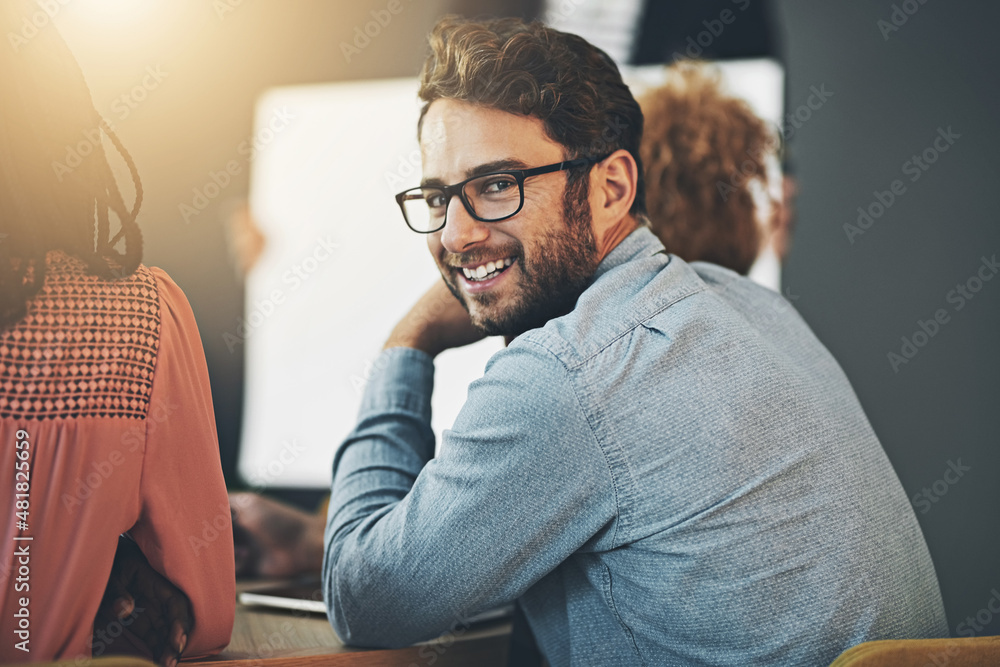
[[417, 15, 646, 216], [639, 63, 779, 275]]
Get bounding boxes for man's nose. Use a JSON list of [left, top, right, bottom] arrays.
[[440, 195, 490, 253]]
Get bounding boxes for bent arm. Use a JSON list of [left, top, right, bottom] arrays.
[[129, 269, 235, 658], [323, 343, 616, 647]]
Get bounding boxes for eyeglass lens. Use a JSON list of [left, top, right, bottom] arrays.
[[402, 172, 522, 232]]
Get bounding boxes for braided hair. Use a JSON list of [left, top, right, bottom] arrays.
[[0, 0, 144, 328]]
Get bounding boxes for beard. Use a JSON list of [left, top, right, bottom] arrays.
[[439, 176, 600, 339]]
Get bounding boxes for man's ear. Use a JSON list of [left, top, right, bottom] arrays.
[[591, 149, 638, 225]]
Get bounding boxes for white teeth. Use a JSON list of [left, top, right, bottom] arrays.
[[460, 258, 514, 281]]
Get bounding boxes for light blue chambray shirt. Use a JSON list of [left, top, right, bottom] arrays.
[[323, 227, 947, 666]]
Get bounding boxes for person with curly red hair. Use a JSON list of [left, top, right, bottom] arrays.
[[640, 62, 792, 288]]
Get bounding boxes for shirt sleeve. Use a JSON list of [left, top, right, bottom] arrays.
[[323, 342, 617, 647], [128, 268, 235, 658]]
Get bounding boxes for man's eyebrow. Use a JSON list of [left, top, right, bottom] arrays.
[[420, 158, 530, 188], [467, 159, 529, 178]]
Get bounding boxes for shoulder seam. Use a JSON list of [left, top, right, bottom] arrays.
[[568, 284, 709, 372]]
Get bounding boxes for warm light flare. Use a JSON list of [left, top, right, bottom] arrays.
[[50, 0, 165, 34], [72, 0, 159, 22]]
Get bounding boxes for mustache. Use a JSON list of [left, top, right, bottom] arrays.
[[441, 242, 522, 268]]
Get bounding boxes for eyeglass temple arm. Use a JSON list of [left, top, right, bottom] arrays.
[[519, 153, 612, 178]]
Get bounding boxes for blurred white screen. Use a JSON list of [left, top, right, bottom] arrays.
[[239, 79, 504, 488]]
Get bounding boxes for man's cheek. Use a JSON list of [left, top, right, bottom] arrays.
[[427, 234, 445, 265]]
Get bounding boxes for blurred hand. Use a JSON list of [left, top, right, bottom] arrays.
[[95, 535, 192, 667], [383, 279, 486, 358], [230, 492, 325, 578], [225, 200, 266, 277]]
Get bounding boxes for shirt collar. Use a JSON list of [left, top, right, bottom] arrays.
[[591, 225, 666, 283]]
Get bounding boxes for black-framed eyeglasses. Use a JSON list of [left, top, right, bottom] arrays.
[[394, 153, 610, 234]]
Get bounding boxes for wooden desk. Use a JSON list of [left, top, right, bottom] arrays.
[[187, 581, 512, 666]]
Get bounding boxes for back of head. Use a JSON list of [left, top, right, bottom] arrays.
[[417, 15, 647, 216], [640, 62, 780, 275], [0, 0, 143, 327]]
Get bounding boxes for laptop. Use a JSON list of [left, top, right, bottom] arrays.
[[239, 579, 513, 625]]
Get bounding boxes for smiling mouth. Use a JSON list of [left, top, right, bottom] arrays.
[[460, 257, 514, 282]]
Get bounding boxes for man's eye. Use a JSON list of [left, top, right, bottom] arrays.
[[424, 193, 447, 208], [480, 178, 517, 195]]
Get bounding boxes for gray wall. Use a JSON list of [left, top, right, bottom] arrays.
[[62, 0, 998, 639], [776, 0, 1000, 637]]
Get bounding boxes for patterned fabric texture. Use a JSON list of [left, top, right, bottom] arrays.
[[0, 251, 160, 419]]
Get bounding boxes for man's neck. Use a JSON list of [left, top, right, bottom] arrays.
[[595, 214, 640, 264], [501, 216, 643, 348]]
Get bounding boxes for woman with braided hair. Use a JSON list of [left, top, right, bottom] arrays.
[[0, 1, 234, 663]]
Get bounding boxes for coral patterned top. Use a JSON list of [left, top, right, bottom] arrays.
[[0, 251, 234, 661]]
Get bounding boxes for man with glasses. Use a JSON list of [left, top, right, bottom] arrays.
[[393, 150, 612, 340], [323, 16, 947, 665]]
